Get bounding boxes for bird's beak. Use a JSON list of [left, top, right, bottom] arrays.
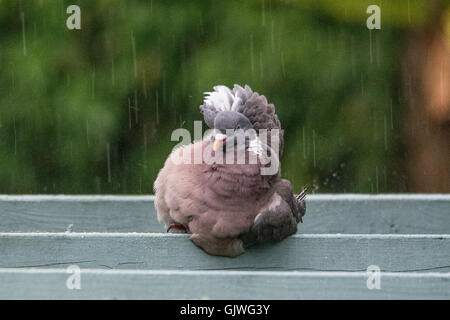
[[213, 133, 227, 151]]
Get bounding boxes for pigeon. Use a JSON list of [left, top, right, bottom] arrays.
[[154, 84, 306, 257]]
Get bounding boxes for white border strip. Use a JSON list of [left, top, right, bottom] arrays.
[[0, 194, 448, 202], [0, 195, 156, 201], [0, 232, 449, 239], [308, 194, 450, 201], [0, 268, 449, 278]]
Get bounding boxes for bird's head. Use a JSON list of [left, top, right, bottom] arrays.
[[211, 111, 254, 152]]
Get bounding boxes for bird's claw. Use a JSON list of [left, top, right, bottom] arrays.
[[167, 223, 191, 234]]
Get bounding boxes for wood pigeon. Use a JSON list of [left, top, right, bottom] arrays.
[[154, 84, 306, 257]]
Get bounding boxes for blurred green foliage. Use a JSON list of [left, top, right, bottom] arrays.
[[0, 0, 431, 194]]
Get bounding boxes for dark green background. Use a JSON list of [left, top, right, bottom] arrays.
[[0, 1, 433, 194]]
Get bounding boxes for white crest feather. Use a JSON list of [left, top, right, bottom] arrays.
[[203, 85, 242, 112]]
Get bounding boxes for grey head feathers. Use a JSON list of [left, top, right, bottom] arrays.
[[200, 84, 284, 155], [214, 111, 253, 133]]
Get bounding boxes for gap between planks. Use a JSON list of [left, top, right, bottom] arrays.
[[0, 232, 450, 239], [1, 194, 449, 202], [0, 268, 449, 278]]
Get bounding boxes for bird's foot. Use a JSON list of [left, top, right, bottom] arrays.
[[167, 223, 191, 234]]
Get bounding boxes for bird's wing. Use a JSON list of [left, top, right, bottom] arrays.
[[234, 85, 284, 156], [232, 85, 281, 132], [239, 179, 306, 248]]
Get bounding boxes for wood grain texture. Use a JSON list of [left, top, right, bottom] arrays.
[[0, 194, 449, 234], [0, 269, 448, 299], [304, 195, 450, 234], [0, 196, 157, 233], [1, 233, 449, 272]]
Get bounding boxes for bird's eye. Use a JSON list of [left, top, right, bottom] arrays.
[[236, 125, 240, 130]]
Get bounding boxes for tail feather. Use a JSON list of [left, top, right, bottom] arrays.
[[295, 185, 308, 223], [296, 185, 308, 201]]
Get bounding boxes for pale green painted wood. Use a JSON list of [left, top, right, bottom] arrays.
[[1, 195, 448, 300], [0, 269, 449, 299], [0, 194, 449, 234], [1, 233, 449, 272], [0, 196, 156, 233], [305, 195, 450, 234]]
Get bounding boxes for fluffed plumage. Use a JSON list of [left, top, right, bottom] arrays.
[[154, 84, 305, 257]]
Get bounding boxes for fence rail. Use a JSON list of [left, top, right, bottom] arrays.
[[0, 194, 449, 299]]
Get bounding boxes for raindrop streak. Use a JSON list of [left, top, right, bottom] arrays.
[[106, 143, 111, 183], [259, 52, 263, 79], [131, 33, 137, 79], [375, 166, 379, 193], [280, 52, 286, 78], [162, 72, 167, 104], [302, 127, 306, 159], [440, 67, 444, 106], [384, 115, 388, 151], [316, 32, 321, 52], [249, 35, 254, 73], [270, 20, 274, 53], [33, 22, 36, 49], [111, 56, 115, 87], [128, 98, 132, 129], [350, 35, 356, 78], [11, 70, 15, 93], [369, 30, 373, 64], [261, 0, 265, 26], [20, 11, 27, 56], [390, 99, 393, 129], [376, 33, 380, 67], [134, 89, 138, 124], [407, 0, 411, 24], [360, 73, 365, 96], [142, 71, 147, 99], [13, 117, 17, 155], [86, 120, 90, 147], [91, 71, 95, 100], [312, 129, 316, 168], [156, 91, 159, 125], [143, 124, 148, 155]]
